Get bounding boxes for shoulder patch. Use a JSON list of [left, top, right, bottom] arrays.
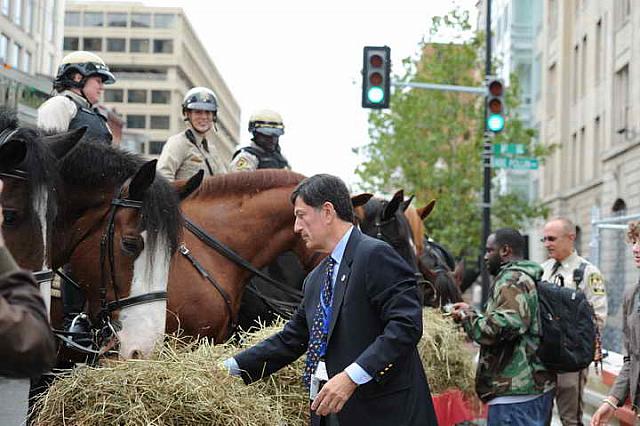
[[588, 273, 606, 295], [235, 157, 249, 169]]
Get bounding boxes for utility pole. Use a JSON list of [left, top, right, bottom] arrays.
[[481, 0, 493, 306]]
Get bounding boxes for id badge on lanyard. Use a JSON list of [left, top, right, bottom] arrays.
[[310, 360, 329, 401]]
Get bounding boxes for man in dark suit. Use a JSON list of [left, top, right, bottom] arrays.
[[223, 174, 437, 426]]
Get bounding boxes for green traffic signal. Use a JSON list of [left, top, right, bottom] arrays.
[[487, 113, 505, 132], [367, 87, 385, 104]]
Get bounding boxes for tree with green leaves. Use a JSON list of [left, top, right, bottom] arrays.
[[355, 9, 551, 260]]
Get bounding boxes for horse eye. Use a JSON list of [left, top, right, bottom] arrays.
[[121, 236, 144, 257], [2, 209, 18, 227]]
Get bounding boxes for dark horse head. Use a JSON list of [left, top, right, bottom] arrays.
[[0, 107, 81, 273], [354, 190, 418, 272]]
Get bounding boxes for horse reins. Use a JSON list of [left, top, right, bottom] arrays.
[[179, 216, 304, 337]]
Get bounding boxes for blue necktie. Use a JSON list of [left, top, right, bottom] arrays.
[[303, 256, 336, 389]]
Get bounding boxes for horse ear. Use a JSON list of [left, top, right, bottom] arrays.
[[417, 199, 437, 220], [129, 160, 157, 201], [0, 138, 27, 171], [175, 170, 204, 201], [401, 194, 415, 212], [351, 193, 373, 208], [382, 189, 404, 221], [43, 127, 86, 159]]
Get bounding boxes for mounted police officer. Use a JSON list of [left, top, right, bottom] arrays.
[[157, 87, 227, 181], [38, 51, 117, 343], [229, 109, 290, 171], [38, 51, 115, 143]]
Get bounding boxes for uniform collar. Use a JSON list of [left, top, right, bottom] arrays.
[[557, 251, 579, 269], [62, 90, 91, 108]]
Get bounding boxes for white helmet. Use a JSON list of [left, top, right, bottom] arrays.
[[248, 109, 284, 137], [54, 51, 116, 90], [182, 87, 218, 113]]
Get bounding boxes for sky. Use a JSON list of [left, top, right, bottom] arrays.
[[138, 0, 478, 188]]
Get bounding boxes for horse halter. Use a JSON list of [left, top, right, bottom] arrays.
[[91, 180, 168, 351], [372, 200, 398, 243]]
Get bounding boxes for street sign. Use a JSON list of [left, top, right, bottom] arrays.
[[492, 143, 525, 156], [493, 156, 539, 170]]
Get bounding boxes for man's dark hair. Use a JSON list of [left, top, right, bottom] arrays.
[[494, 228, 525, 258], [290, 174, 354, 222]]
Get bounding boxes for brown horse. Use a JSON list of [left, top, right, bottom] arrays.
[[165, 170, 318, 343]]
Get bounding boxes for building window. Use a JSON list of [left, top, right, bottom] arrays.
[[127, 115, 146, 129], [24, 0, 33, 33], [154, 14, 175, 28], [548, 0, 558, 38], [84, 11, 104, 27], [65, 11, 80, 26], [593, 116, 601, 177], [615, 65, 630, 137], [63, 37, 79, 51], [127, 89, 147, 103], [595, 19, 603, 84], [106, 38, 126, 52], [615, 0, 631, 27], [580, 36, 587, 98], [13, 0, 21, 25], [83, 37, 102, 51], [9, 43, 20, 68], [45, 0, 54, 42], [149, 141, 164, 155], [107, 12, 127, 27], [151, 90, 170, 104], [150, 115, 170, 129], [129, 38, 149, 53], [22, 50, 30, 73], [547, 63, 556, 117], [572, 45, 578, 104], [153, 39, 173, 53], [131, 13, 150, 28], [0, 34, 7, 63], [1, 0, 8, 16], [104, 89, 123, 103]]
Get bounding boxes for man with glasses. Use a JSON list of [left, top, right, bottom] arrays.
[[541, 217, 607, 426]]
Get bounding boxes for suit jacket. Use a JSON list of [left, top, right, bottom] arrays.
[[234, 228, 438, 426]]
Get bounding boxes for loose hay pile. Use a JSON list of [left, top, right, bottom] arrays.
[[418, 308, 475, 395], [32, 311, 473, 425]]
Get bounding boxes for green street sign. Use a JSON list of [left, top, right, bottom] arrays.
[[493, 156, 539, 170], [492, 143, 525, 156]]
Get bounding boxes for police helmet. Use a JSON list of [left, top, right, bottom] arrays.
[[182, 87, 218, 113], [54, 51, 116, 90], [248, 109, 284, 137]]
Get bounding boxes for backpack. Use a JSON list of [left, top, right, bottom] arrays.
[[535, 262, 597, 373]]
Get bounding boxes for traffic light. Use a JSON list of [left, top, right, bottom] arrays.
[[485, 77, 505, 133], [362, 46, 391, 109]]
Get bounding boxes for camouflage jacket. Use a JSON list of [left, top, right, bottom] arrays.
[[461, 260, 556, 402]]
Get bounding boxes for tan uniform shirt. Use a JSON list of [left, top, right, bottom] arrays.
[[157, 128, 228, 181], [541, 251, 607, 329], [229, 147, 260, 172], [37, 90, 85, 132]]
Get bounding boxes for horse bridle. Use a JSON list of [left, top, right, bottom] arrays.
[[90, 181, 168, 349]]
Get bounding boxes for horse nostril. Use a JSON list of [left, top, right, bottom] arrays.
[[130, 350, 143, 359]]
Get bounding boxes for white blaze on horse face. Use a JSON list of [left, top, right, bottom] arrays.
[[117, 232, 169, 359], [34, 188, 52, 318]]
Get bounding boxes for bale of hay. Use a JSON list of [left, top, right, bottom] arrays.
[[30, 338, 287, 426], [418, 308, 475, 396]]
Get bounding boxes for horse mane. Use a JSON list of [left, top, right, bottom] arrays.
[[0, 107, 60, 259], [58, 140, 183, 255], [194, 169, 306, 198]]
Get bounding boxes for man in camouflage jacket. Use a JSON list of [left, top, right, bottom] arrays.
[[452, 228, 556, 426]]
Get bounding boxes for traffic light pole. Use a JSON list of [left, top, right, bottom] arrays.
[[481, 0, 493, 306]]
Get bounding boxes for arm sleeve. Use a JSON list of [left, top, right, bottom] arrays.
[[353, 244, 424, 382], [0, 247, 56, 378], [583, 265, 607, 330], [37, 96, 76, 132], [229, 150, 259, 172], [609, 291, 631, 403], [156, 137, 184, 182], [463, 273, 533, 346]]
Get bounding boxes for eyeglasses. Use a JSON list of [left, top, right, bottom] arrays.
[[540, 236, 558, 242]]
